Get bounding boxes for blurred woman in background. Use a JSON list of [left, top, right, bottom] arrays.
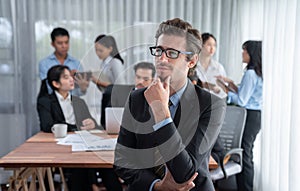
[[217, 40, 262, 191], [91, 34, 125, 90], [195, 33, 227, 98]]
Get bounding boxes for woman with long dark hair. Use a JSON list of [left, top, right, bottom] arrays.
[[217, 40, 262, 191], [91, 34, 125, 90]]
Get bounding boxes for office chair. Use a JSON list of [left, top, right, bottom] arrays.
[[210, 105, 247, 181]]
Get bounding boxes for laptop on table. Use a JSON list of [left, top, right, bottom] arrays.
[[105, 107, 124, 134]]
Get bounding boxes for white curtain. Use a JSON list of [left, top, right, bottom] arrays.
[[4, 0, 289, 189], [259, 0, 300, 190], [27, 0, 260, 129], [3, 0, 262, 135]]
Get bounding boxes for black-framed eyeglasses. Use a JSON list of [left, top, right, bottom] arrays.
[[149, 46, 193, 59]]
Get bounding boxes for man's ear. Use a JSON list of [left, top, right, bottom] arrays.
[[188, 54, 199, 68], [52, 81, 60, 89]]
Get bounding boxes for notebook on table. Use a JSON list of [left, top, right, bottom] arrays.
[[105, 107, 124, 134]]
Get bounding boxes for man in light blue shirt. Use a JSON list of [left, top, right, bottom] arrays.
[[39, 27, 89, 96]]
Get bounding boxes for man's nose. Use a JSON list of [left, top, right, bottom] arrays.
[[158, 51, 169, 62], [136, 78, 143, 84]]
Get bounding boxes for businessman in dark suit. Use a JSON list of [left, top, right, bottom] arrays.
[[114, 18, 226, 191]]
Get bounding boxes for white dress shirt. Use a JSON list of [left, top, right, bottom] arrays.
[[195, 59, 227, 98], [55, 91, 76, 125]]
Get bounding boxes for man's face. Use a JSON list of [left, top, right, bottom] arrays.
[[51, 35, 69, 57], [135, 68, 153, 89], [155, 34, 191, 85]]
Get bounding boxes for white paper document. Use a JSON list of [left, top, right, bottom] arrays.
[[57, 131, 117, 152]]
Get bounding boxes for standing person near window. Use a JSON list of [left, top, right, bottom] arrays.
[[114, 18, 226, 191], [217, 40, 262, 191], [39, 27, 89, 96], [195, 33, 227, 98], [91, 34, 125, 91]]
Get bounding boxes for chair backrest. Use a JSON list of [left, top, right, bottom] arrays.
[[219, 105, 247, 152]]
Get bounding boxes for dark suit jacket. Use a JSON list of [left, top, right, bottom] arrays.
[[37, 93, 99, 132], [114, 80, 226, 191]]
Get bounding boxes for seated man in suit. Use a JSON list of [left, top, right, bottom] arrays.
[[114, 18, 226, 191], [37, 65, 122, 191], [101, 61, 156, 128], [133, 61, 156, 89]]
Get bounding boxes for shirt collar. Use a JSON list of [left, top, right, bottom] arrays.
[[50, 53, 75, 62], [55, 91, 71, 102], [169, 80, 188, 107]]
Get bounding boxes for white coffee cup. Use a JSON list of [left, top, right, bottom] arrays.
[[51, 124, 67, 138]]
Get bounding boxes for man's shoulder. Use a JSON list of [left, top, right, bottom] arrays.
[[193, 84, 225, 105], [67, 54, 80, 63], [39, 54, 55, 65], [130, 87, 146, 101], [193, 84, 210, 97], [128, 88, 147, 107]]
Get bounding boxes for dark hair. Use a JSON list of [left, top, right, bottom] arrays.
[[201, 33, 216, 44], [155, 18, 202, 60], [51, 27, 69, 42], [134, 62, 156, 78], [242, 41, 262, 77], [94, 34, 124, 64], [37, 79, 49, 98], [47, 65, 70, 91]]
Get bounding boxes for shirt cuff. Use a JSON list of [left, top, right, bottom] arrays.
[[149, 179, 161, 191], [153, 117, 172, 131], [227, 91, 237, 104]]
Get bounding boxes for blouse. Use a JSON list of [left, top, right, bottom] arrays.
[[227, 69, 263, 110]]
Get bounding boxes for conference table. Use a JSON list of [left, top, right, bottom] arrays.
[[0, 131, 218, 191]]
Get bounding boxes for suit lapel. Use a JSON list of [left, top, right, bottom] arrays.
[[175, 81, 200, 143], [72, 96, 83, 129], [51, 93, 66, 122]]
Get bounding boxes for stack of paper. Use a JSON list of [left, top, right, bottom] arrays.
[[57, 131, 117, 152]]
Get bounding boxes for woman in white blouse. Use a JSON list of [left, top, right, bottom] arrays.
[[195, 33, 227, 98], [91, 34, 125, 90]]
